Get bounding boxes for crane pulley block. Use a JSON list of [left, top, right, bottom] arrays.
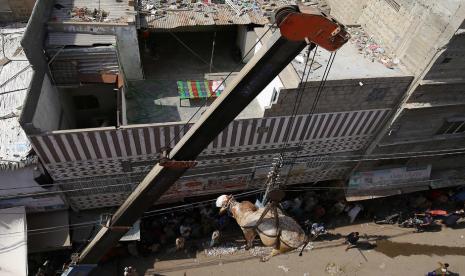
[[276, 5, 350, 51]]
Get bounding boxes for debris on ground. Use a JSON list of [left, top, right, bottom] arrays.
[[347, 26, 399, 69], [204, 243, 269, 257], [278, 265, 290, 273], [299, 242, 314, 252], [138, 0, 296, 23], [204, 244, 238, 256], [325, 262, 343, 275], [70, 7, 109, 22]]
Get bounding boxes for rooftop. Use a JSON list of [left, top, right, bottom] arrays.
[[138, 0, 295, 29], [49, 0, 136, 24], [0, 25, 35, 170], [290, 26, 407, 81], [126, 30, 263, 124]]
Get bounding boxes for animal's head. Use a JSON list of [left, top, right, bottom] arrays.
[[216, 194, 232, 215]]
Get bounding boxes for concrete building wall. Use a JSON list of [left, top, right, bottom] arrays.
[[46, 23, 144, 81], [424, 31, 465, 80], [406, 82, 465, 106], [357, 0, 465, 76], [115, 25, 144, 80], [327, 0, 368, 25], [0, 0, 35, 22], [62, 84, 116, 128], [0, 166, 66, 212], [31, 74, 74, 132], [27, 105, 390, 209], [264, 77, 412, 117], [355, 103, 465, 190], [382, 105, 465, 144], [327, 0, 465, 76]]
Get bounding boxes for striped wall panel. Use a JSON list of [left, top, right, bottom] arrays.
[[31, 109, 390, 165]]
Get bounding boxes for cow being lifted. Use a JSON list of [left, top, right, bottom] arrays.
[[216, 194, 309, 261]]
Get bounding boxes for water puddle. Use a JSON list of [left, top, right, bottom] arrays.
[[375, 240, 465, 258]]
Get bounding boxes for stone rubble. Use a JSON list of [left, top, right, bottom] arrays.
[[348, 26, 399, 69], [138, 0, 297, 20], [204, 243, 270, 257]]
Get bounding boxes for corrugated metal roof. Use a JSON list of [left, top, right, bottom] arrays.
[[47, 33, 116, 47], [0, 26, 35, 170], [50, 0, 135, 23], [47, 46, 119, 85], [139, 0, 292, 29]]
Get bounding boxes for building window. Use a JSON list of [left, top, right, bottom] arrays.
[[384, 0, 400, 12], [436, 118, 465, 135], [442, 57, 452, 64], [271, 88, 279, 104], [73, 95, 99, 110]]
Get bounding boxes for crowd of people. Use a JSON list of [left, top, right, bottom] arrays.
[[135, 203, 236, 256], [125, 186, 465, 259]]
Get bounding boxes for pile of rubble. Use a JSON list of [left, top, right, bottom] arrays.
[[69, 7, 109, 22], [204, 243, 269, 257], [348, 26, 399, 69], [138, 0, 296, 18]]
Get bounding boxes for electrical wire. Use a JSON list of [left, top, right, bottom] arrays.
[[1, 146, 465, 196], [0, 164, 272, 198], [167, 23, 277, 146], [0, 189, 264, 237], [291, 149, 465, 163], [283, 51, 337, 186], [279, 45, 316, 151], [168, 32, 220, 72], [1, 175, 460, 237], [0, 87, 28, 96]]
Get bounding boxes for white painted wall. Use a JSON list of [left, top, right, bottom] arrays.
[[237, 26, 258, 63], [254, 40, 284, 111]]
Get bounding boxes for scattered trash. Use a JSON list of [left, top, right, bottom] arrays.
[[304, 273, 310, 276], [379, 263, 386, 269], [70, 7, 109, 22], [325, 262, 343, 275], [204, 243, 269, 257], [138, 0, 296, 23], [299, 242, 314, 252], [249, 246, 269, 257], [348, 26, 399, 69], [278, 265, 290, 273], [204, 244, 238, 256]]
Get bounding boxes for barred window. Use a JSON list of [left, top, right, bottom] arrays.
[[384, 0, 400, 12], [436, 118, 465, 135]]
